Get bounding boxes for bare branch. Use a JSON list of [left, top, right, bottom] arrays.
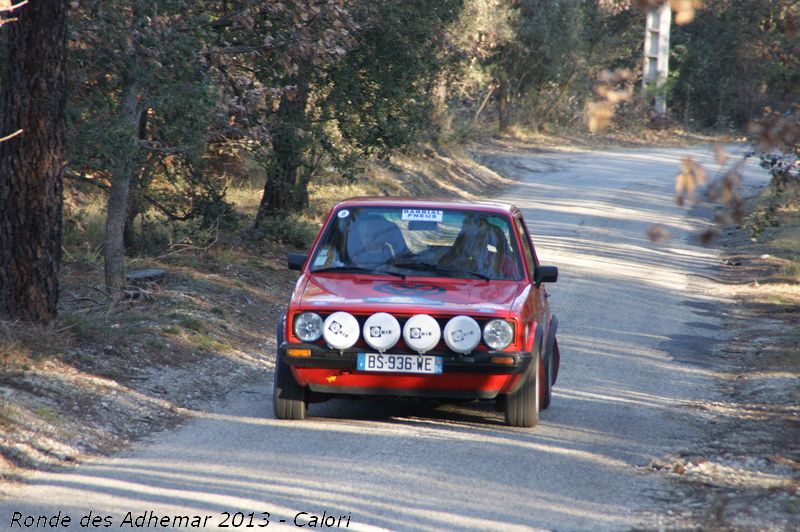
[[64, 170, 111, 191], [0, 0, 27, 27], [0, 128, 23, 143], [137, 138, 202, 155], [0, 0, 27, 14]]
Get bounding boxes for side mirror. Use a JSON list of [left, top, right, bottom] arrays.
[[288, 252, 308, 271], [534, 265, 558, 286]]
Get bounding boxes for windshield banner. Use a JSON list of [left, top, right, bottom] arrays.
[[401, 209, 443, 222]]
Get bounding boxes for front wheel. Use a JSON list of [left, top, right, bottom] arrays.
[[272, 316, 308, 420], [541, 350, 553, 410], [273, 353, 308, 420], [504, 351, 540, 428]]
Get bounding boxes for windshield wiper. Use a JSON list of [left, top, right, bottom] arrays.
[[311, 265, 405, 278], [391, 261, 490, 281]]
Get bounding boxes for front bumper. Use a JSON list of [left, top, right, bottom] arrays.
[[279, 342, 532, 399]]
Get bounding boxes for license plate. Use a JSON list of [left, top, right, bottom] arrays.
[[357, 353, 443, 374]]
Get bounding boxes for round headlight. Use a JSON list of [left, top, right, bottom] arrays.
[[444, 315, 481, 354], [322, 311, 360, 350], [403, 314, 441, 354], [293, 312, 323, 342], [483, 319, 514, 350], [363, 312, 401, 352]]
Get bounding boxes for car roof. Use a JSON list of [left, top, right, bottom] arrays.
[[332, 197, 519, 216]]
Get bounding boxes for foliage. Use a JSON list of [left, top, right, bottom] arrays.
[[250, 214, 320, 249], [755, 109, 800, 190], [204, 0, 358, 217], [51, 0, 800, 274], [669, 0, 799, 128], [66, 0, 228, 237], [326, 0, 462, 159], [447, 0, 641, 132], [759, 149, 800, 189]]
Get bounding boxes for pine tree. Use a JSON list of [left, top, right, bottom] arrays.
[[0, 0, 68, 322]]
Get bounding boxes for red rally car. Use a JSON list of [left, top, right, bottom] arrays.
[[274, 198, 560, 427]]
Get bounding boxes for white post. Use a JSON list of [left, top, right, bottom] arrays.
[[643, 4, 671, 116]]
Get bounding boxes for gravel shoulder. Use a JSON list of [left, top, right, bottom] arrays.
[[641, 183, 800, 530]]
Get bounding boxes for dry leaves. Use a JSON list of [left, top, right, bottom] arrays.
[[675, 157, 708, 205], [698, 229, 717, 246], [586, 68, 634, 133], [677, 152, 745, 226], [706, 166, 742, 205], [651, 146, 747, 246], [712, 142, 728, 165], [749, 107, 800, 153], [586, 101, 615, 133], [670, 0, 702, 25], [632, 0, 702, 25], [647, 224, 672, 243]]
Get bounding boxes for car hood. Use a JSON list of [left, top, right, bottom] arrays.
[[294, 274, 523, 316]]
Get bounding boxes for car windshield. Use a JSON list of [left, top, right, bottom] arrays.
[[309, 206, 524, 280]]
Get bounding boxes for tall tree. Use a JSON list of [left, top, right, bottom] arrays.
[[68, 0, 217, 292], [246, 0, 460, 224], [0, 0, 68, 322], [222, 0, 356, 225]]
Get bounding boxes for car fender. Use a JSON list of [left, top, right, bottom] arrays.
[[505, 321, 544, 395], [523, 319, 544, 354], [277, 313, 310, 386], [277, 313, 287, 347]]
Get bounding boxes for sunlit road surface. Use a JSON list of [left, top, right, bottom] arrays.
[[1, 146, 769, 531]]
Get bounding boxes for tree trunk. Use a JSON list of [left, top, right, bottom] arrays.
[[123, 202, 137, 251], [498, 75, 511, 133], [0, 0, 68, 323], [123, 109, 150, 251], [432, 77, 451, 133], [254, 77, 310, 228], [104, 78, 140, 292]]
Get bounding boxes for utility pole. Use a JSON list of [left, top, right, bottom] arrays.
[[643, 3, 671, 116]]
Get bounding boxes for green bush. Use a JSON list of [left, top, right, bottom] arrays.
[[251, 215, 320, 249]]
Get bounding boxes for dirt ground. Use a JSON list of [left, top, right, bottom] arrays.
[[0, 242, 297, 481]]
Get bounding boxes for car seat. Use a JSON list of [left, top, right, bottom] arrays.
[[346, 214, 408, 267], [441, 217, 518, 279]]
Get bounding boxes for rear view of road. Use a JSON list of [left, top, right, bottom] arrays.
[[1, 145, 768, 531]]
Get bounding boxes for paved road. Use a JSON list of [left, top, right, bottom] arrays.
[[1, 146, 768, 531]]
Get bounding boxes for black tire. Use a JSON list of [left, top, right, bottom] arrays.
[[541, 350, 553, 411], [273, 354, 307, 419], [272, 317, 307, 420], [504, 350, 540, 428], [494, 394, 506, 412], [552, 337, 560, 385]]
